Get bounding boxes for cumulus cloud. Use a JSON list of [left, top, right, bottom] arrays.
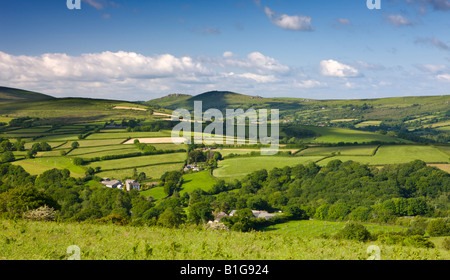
[[385, 14, 415, 26], [0, 50, 297, 99], [437, 74, 450, 81], [320, 59, 360, 78], [295, 80, 325, 88], [263, 6, 313, 31], [0, 51, 208, 82], [220, 51, 291, 74]]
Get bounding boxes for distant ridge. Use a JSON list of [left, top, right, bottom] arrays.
[[146, 90, 273, 111], [0, 86, 55, 102]]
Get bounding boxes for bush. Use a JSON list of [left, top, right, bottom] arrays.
[[95, 214, 128, 226], [335, 222, 371, 242], [442, 238, 450, 251], [426, 218, 450, 237], [376, 232, 435, 248], [22, 205, 57, 221]]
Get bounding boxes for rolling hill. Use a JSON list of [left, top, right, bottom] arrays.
[[0, 86, 55, 102], [0, 87, 158, 125], [147, 91, 450, 123]]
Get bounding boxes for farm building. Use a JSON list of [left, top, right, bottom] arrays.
[[101, 179, 124, 190], [125, 179, 141, 191], [184, 164, 199, 172], [227, 210, 276, 220]]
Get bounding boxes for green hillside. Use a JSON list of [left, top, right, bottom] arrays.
[[0, 86, 54, 102]]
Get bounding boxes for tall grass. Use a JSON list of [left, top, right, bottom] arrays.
[[0, 219, 448, 260]]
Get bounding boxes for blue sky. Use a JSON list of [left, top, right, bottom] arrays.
[[0, 0, 449, 101]]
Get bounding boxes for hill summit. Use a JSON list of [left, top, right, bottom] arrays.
[[146, 90, 271, 111], [0, 86, 55, 102]]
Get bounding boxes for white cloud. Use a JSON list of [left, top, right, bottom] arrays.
[[0, 50, 295, 99], [222, 51, 234, 58], [320, 59, 360, 78], [385, 14, 415, 26], [437, 74, 450, 81], [263, 6, 313, 31], [221, 51, 291, 74], [232, 72, 278, 83], [295, 80, 325, 88]]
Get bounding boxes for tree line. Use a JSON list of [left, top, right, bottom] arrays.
[[0, 158, 448, 235]]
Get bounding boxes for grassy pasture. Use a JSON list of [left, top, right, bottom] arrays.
[[85, 131, 170, 140], [304, 126, 406, 144], [297, 145, 378, 156], [68, 146, 141, 158], [318, 145, 449, 166], [181, 171, 217, 194], [97, 162, 184, 181], [74, 139, 127, 147], [87, 153, 186, 171], [141, 186, 167, 200], [436, 126, 450, 132], [355, 121, 382, 128], [12, 157, 86, 177], [214, 156, 324, 181]]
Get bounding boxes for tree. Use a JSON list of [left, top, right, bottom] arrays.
[[284, 204, 308, 220], [26, 149, 37, 159], [71, 142, 80, 149], [0, 187, 59, 217], [157, 207, 186, 228], [188, 150, 205, 163], [73, 157, 84, 166], [161, 171, 182, 196], [188, 202, 214, 224], [1, 151, 15, 163]]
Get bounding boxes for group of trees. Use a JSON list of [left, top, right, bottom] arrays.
[[0, 138, 26, 163], [0, 164, 154, 224]]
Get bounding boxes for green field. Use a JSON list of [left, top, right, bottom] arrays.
[[12, 157, 86, 177], [355, 121, 382, 128], [97, 162, 184, 181], [318, 145, 450, 166], [181, 171, 217, 194], [304, 126, 407, 144], [141, 186, 168, 201], [297, 145, 378, 156], [85, 131, 170, 140], [214, 156, 324, 181], [87, 153, 186, 171]]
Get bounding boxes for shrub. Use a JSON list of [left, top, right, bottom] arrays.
[[442, 238, 450, 251], [335, 222, 371, 242], [96, 214, 128, 226], [426, 218, 450, 237], [22, 205, 57, 221]]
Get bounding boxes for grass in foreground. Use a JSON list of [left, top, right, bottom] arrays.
[[0, 219, 448, 260]]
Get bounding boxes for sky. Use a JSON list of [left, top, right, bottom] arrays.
[[0, 0, 449, 101]]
